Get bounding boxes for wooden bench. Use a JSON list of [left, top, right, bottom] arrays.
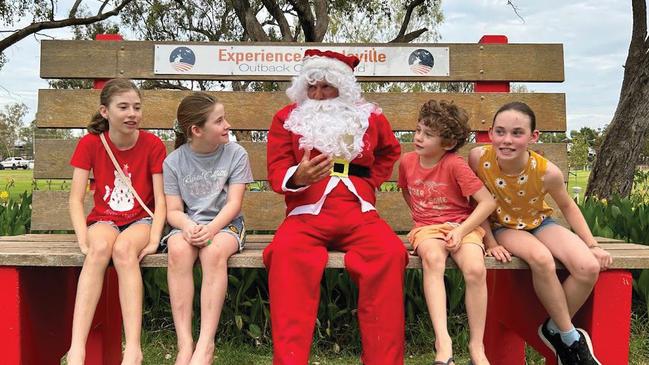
[[0, 36, 647, 364]]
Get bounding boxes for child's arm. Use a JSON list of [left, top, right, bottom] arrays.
[[192, 183, 247, 246], [166, 194, 198, 243], [445, 186, 496, 251], [401, 189, 413, 210], [482, 220, 512, 262], [69, 167, 90, 254], [138, 173, 166, 261], [544, 162, 612, 269]]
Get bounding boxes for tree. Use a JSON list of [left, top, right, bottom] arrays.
[[0, 0, 134, 68], [568, 134, 590, 170], [0, 103, 27, 158], [586, 0, 649, 198]]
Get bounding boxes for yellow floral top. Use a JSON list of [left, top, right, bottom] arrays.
[[475, 145, 553, 230]]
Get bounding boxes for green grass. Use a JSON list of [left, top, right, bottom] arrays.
[[134, 312, 649, 364], [0, 170, 70, 200], [567, 169, 590, 203]]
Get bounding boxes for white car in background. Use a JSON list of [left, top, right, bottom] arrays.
[[0, 157, 30, 170]]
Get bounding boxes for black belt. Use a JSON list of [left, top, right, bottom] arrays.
[[332, 161, 371, 178]]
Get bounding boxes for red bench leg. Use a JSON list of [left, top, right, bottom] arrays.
[[573, 270, 632, 365], [486, 269, 633, 364], [0, 266, 122, 365]]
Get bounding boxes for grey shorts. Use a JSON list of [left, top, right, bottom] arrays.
[[159, 216, 246, 253], [493, 217, 558, 237], [89, 217, 153, 233]]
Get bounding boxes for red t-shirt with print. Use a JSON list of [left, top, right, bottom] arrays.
[[398, 151, 483, 228], [70, 130, 166, 226]]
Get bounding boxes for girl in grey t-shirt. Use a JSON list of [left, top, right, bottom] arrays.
[[163, 92, 253, 364]]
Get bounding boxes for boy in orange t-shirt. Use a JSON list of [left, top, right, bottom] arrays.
[[398, 100, 496, 365]]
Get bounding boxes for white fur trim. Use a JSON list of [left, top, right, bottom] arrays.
[[301, 56, 353, 77]]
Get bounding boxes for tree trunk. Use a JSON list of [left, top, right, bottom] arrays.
[[586, 0, 648, 199]]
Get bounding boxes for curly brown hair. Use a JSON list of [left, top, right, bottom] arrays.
[[418, 99, 470, 153]]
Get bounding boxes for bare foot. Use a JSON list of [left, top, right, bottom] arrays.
[[65, 348, 85, 365], [121, 346, 143, 365], [434, 335, 454, 364], [468, 342, 490, 365], [189, 341, 215, 365]]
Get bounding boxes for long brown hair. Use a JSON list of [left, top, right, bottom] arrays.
[[174, 92, 220, 149], [87, 79, 141, 135]]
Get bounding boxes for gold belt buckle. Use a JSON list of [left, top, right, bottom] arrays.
[[330, 158, 349, 178]]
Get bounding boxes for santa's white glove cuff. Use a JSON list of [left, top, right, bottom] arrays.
[[282, 165, 309, 192]]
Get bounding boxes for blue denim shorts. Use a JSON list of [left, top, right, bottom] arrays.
[[159, 216, 246, 253], [493, 217, 558, 236], [89, 217, 153, 233]]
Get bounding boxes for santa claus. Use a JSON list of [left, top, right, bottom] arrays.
[[264, 49, 408, 365]]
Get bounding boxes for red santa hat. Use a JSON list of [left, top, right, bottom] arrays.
[[301, 49, 360, 76]]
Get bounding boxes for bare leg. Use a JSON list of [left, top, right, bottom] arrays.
[[66, 223, 119, 365], [535, 225, 600, 317], [451, 244, 489, 365], [112, 223, 152, 365], [495, 229, 573, 331], [167, 234, 199, 365], [190, 233, 238, 365], [417, 238, 453, 363]]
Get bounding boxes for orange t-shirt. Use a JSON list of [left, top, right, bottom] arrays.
[[398, 152, 484, 228]]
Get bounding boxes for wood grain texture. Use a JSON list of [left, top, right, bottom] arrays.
[[0, 239, 645, 269], [41, 41, 563, 82], [34, 140, 567, 181], [36, 89, 566, 131]]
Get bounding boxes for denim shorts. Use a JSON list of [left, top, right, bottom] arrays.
[[89, 217, 153, 233], [159, 216, 246, 253], [493, 217, 557, 236]]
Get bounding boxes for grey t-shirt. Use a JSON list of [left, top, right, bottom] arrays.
[[163, 142, 253, 225]]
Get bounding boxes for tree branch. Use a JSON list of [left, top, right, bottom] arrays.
[[261, 0, 292, 41], [0, 0, 133, 54], [230, 0, 269, 41], [69, 0, 82, 18], [289, 0, 317, 41], [506, 1, 525, 23], [390, 28, 428, 43], [312, 0, 328, 42], [392, 0, 425, 42]]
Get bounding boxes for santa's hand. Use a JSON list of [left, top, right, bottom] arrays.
[[291, 149, 333, 186]]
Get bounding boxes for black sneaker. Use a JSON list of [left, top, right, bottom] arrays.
[[538, 318, 577, 365], [566, 328, 602, 365]]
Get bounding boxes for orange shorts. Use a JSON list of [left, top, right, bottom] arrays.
[[407, 222, 486, 254]]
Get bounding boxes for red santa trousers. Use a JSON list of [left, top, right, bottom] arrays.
[[263, 184, 408, 365]]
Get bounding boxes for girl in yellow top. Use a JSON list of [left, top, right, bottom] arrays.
[[468, 102, 611, 365]]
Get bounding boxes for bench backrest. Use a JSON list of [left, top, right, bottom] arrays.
[[32, 39, 566, 232]]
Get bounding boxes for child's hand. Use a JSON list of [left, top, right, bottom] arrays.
[[590, 246, 612, 270], [181, 222, 198, 243], [486, 245, 512, 263], [191, 224, 217, 247], [138, 242, 159, 262], [444, 228, 464, 252], [78, 240, 88, 255]]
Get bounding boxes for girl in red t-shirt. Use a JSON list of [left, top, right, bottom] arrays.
[[398, 100, 496, 365], [66, 79, 167, 365]]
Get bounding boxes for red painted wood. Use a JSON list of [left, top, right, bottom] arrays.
[[475, 35, 510, 143]]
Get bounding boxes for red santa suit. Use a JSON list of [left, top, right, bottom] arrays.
[[263, 49, 408, 365]]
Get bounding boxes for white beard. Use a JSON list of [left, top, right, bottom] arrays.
[[284, 99, 372, 161]]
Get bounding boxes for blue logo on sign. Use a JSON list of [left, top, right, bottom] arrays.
[[408, 49, 434, 75], [169, 47, 196, 72]]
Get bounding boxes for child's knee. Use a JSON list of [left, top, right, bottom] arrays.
[[111, 240, 138, 266], [462, 263, 486, 284], [86, 239, 112, 263], [528, 250, 556, 272], [420, 248, 446, 272], [573, 257, 600, 283]]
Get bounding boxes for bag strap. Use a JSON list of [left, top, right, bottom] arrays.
[[99, 133, 155, 218]]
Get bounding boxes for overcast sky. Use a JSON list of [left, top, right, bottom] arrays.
[[0, 1, 633, 132]]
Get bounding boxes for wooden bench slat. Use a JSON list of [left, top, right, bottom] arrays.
[[0, 240, 646, 269], [34, 140, 567, 181], [41, 41, 564, 82], [36, 89, 566, 131]]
